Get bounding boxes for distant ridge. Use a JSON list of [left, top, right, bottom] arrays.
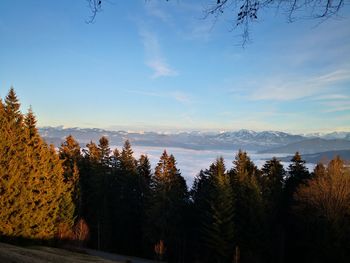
[[39, 127, 350, 152], [259, 138, 350, 154], [278, 150, 350, 164]]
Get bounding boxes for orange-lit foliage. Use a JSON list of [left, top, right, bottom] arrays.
[[295, 156, 350, 223], [154, 240, 166, 260], [73, 218, 90, 244], [293, 156, 350, 262], [56, 223, 75, 240], [0, 88, 76, 240]]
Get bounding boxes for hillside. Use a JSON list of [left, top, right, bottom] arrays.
[[0, 242, 155, 263], [259, 138, 350, 154], [279, 150, 350, 164], [39, 127, 306, 151]]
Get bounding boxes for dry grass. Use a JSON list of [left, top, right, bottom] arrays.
[[0, 242, 121, 263]]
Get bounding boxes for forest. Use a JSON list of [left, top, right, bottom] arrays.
[[0, 88, 350, 263]]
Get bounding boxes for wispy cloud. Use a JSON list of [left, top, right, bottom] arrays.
[[246, 68, 350, 101], [139, 28, 178, 78], [144, 2, 171, 23], [312, 94, 349, 101], [126, 89, 192, 105], [171, 91, 191, 104], [146, 59, 178, 79], [321, 100, 350, 113]]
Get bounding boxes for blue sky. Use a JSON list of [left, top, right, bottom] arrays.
[[0, 0, 349, 133]]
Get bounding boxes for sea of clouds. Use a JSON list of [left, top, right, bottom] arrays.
[[112, 145, 316, 186]]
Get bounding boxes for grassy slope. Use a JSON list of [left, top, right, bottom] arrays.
[[0, 242, 120, 263]]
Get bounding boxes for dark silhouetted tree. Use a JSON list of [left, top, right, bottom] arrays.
[[147, 150, 189, 262], [229, 150, 265, 263], [200, 157, 235, 263], [261, 157, 285, 263]]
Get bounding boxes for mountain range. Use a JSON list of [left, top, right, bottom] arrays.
[[39, 127, 350, 155]]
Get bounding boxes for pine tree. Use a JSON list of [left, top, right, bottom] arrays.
[[0, 89, 72, 239], [4, 87, 22, 125], [284, 152, 311, 263], [261, 157, 285, 263], [191, 169, 212, 261], [0, 94, 26, 237], [229, 150, 265, 263], [113, 140, 143, 255], [119, 140, 137, 174], [138, 154, 152, 189], [200, 157, 235, 263], [285, 152, 310, 204], [137, 154, 152, 215], [80, 137, 112, 249], [58, 135, 82, 237], [98, 136, 111, 167], [137, 154, 152, 255], [261, 157, 285, 213], [59, 135, 81, 180], [147, 151, 189, 262]]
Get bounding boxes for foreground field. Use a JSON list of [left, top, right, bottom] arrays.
[[0, 242, 157, 263]]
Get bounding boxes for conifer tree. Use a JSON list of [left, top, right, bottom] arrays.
[[114, 140, 143, 255], [261, 157, 285, 263], [138, 154, 152, 189], [147, 151, 189, 262], [261, 157, 285, 213], [229, 150, 265, 263], [4, 87, 22, 125], [0, 89, 72, 239], [0, 94, 25, 237], [284, 152, 311, 263], [200, 157, 235, 263], [97, 136, 112, 249], [58, 135, 82, 234], [111, 148, 121, 171], [137, 154, 152, 255], [59, 135, 81, 180], [98, 136, 111, 168], [137, 154, 152, 215], [119, 140, 137, 174], [285, 152, 310, 204], [80, 137, 112, 249]]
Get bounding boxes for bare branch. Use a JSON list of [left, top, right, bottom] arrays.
[[86, 1, 346, 45], [86, 0, 102, 24]]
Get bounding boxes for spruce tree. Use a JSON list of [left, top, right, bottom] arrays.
[[261, 157, 285, 213], [285, 152, 310, 204], [119, 140, 137, 174], [0, 89, 72, 239], [137, 154, 152, 255], [138, 154, 152, 189], [0, 93, 26, 237], [98, 136, 111, 167], [229, 150, 265, 263], [261, 157, 285, 263], [284, 152, 311, 263], [147, 151, 189, 262], [80, 137, 112, 249], [200, 157, 235, 263], [58, 135, 82, 235], [4, 87, 22, 125], [114, 140, 143, 255]]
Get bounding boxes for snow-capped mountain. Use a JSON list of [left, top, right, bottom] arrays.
[[38, 127, 335, 152], [304, 131, 350, 140]]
